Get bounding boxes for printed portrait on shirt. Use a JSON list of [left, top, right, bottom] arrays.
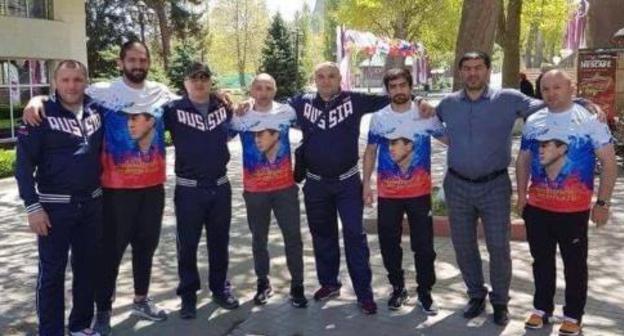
[[521, 106, 613, 212], [230, 105, 297, 192], [254, 127, 281, 164], [127, 112, 157, 154], [537, 132, 569, 182]]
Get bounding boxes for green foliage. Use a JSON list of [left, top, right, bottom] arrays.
[[147, 62, 171, 88], [521, 0, 574, 65], [322, 0, 340, 61], [0, 149, 16, 178], [86, 0, 139, 78], [207, 0, 270, 88], [259, 14, 305, 100], [167, 41, 202, 92]]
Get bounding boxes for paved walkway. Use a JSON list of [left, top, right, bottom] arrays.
[[1, 116, 623, 335]]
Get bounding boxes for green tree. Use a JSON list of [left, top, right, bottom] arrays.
[[167, 41, 201, 92], [209, 0, 270, 88], [259, 14, 304, 100], [142, 0, 205, 70], [521, 0, 572, 68], [86, 0, 138, 78], [322, 0, 340, 61]]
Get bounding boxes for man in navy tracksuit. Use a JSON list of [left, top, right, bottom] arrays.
[[288, 62, 402, 314], [162, 62, 238, 319], [15, 60, 105, 336]]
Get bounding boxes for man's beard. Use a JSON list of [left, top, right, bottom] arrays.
[[123, 67, 148, 83], [391, 94, 410, 105]]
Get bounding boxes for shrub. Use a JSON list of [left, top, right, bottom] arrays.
[[0, 149, 16, 178]]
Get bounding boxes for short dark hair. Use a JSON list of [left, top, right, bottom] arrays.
[[390, 137, 413, 146], [458, 51, 491, 69], [54, 59, 88, 79], [383, 68, 413, 90], [120, 40, 151, 61]]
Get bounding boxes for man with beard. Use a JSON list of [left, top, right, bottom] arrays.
[[516, 70, 616, 336], [363, 68, 446, 313], [23, 41, 176, 335]]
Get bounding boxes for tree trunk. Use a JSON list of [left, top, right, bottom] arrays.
[[150, 1, 172, 70], [586, 0, 624, 48], [500, 0, 522, 89], [535, 30, 544, 67], [452, 0, 501, 90], [525, 24, 537, 68]]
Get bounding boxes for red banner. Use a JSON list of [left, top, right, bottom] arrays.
[[577, 51, 617, 121]]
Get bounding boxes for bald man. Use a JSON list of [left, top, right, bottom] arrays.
[[230, 74, 307, 308], [516, 70, 617, 335]]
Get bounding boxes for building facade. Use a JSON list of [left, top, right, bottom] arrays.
[[0, 0, 86, 142]]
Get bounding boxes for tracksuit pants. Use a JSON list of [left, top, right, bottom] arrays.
[[96, 185, 164, 312], [37, 198, 102, 336], [303, 174, 374, 302], [174, 182, 231, 298], [243, 185, 304, 286], [377, 195, 436, 295], [523, 204, 589, 321]]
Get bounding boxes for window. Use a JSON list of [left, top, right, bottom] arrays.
[[0, 0, 52, 19], [0, 59, 51, 141]]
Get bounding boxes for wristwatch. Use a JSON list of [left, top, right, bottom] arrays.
[[596, 199, 610, 208]]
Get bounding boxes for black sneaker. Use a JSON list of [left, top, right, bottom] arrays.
[[387, 287, 408, 311], [313, 285, 341, 301], [417, 293, 439, 316], [180, 294, 197, 319], [358, 299, 378, 315], [253, 279, 273, 305], [290, 285, 308, 308], [212, 286, 240, 310], [92, 310, 111, 336]]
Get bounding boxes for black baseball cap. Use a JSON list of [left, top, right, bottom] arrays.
[[184, 62, 212, 78]]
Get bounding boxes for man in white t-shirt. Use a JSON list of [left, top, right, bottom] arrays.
[[230, 74, 307, 308], [363, 68, 446, 314], [516, 70, 617, 336]]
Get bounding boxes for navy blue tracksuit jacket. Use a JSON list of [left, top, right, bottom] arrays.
[[288, 91, 389, 302], [162, 95, 234, 296], [15, 95, 105, 335]]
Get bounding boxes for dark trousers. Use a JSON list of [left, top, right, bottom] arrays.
[[243, 185, 304, 286], [175, 183, 231, 298], [377, 195, 436, 295], [523, 205, 589, 321], [303, 174, 373, 302], [37, 199, 102, 335], [96, 185, 164, 312]]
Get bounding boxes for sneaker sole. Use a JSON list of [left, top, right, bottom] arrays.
[[254, 290, 274, 305], [131, 309, 167, 322], [291, 300, 308, 308], [417, 301, 438, 316], [388, 297, 408, 311], [314, 291, 340, 302], [525, 323, 544, 329]]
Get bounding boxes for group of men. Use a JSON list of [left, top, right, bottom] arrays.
[[15, 41, 616, 336]]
